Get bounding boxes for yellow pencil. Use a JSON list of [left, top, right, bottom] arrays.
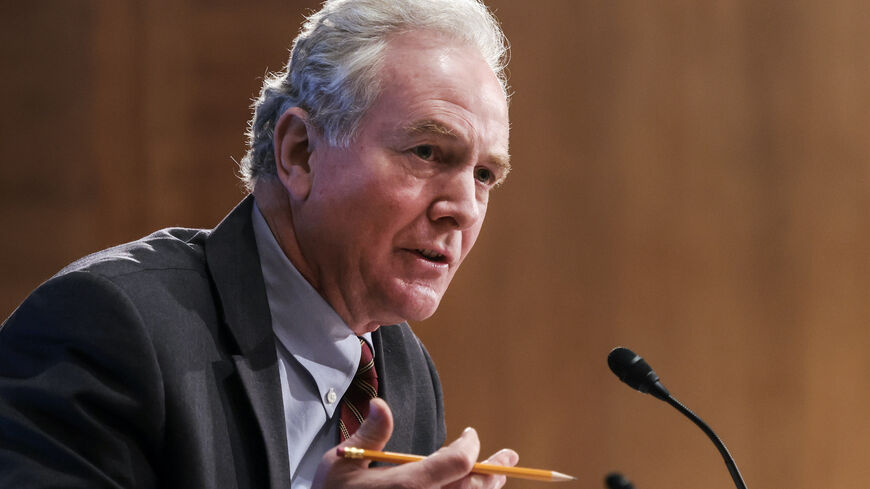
[[338, 447, 576, 482]]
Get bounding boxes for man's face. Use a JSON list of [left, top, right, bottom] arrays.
[[294, 31, 510, 333]]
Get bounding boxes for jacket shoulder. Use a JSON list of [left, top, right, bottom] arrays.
[[56, 227, 211, 281]]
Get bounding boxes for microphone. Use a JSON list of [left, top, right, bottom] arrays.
[[606, 346, 669, 401], [604, 472, 636, 489], [607, 347, 748, 489]]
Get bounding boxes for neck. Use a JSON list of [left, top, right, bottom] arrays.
[[252, 179, 377, 335]]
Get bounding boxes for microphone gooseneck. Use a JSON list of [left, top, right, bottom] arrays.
[[607, 347, 748, 489]]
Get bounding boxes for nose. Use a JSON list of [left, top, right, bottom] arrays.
[[427, 169, 485, 229]]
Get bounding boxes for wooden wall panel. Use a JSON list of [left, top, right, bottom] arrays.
[[1, 2, 868, 489]]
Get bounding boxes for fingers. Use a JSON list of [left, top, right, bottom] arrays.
[[313, 403, 518, 489], [390, 427, 480, 487], [443, 447, 519, 489], [482, 448, 519, 467]]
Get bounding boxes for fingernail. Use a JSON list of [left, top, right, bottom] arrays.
[[367, 399, 381, 422]]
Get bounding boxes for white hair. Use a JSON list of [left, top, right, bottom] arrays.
[[239, 0, 510, 191]]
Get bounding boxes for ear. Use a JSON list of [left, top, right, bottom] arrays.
[[273, 106, 315, 200]]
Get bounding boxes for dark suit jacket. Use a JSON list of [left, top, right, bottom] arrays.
[[0, 197, 446, 488]]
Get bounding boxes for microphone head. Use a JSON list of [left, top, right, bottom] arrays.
[[604, 472, 635, 489], [607, 347, 670, 400]]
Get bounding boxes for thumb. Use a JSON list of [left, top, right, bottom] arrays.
[[341, 397, 394, 451], [313, 399, 395, 489]]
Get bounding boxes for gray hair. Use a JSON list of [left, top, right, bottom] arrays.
[[238, 0, 509, 191]]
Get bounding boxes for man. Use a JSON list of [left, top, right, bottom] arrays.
[[0, 1, 515, 488]]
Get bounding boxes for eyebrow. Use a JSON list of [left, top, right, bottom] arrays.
[[404, 120, 456, 138], [403, 119, 512, 177]]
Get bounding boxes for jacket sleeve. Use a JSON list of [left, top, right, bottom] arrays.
[[0, 271, 164, 488]]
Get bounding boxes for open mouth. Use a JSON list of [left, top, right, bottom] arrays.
[[415, 249, 447, 263]]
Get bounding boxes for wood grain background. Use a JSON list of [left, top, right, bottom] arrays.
[[2, 2, 868, 488]]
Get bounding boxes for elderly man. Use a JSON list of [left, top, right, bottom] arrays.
[[0, 1, 514, 488]]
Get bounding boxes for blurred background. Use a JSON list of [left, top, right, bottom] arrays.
[[1, 1, 868, 488]]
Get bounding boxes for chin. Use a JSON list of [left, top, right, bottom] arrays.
[[399, 303, 440, 322], [385, 282, 444, 323]]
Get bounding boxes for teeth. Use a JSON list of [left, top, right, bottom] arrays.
[[417, 249, 445, 260]]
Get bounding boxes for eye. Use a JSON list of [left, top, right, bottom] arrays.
[[411, 145, 435, 161], [474, 166, 495, 185]]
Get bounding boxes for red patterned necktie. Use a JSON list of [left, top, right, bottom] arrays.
[[338, 338, 379, 440]]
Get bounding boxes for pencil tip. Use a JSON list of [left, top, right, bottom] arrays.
[[551, 471, 577, 482]]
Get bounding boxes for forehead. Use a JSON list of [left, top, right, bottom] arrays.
[[361, 31, 510, 156]]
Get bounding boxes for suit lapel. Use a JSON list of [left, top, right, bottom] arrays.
[[205, 196, 290, 489], [373, 326, 416, 453]]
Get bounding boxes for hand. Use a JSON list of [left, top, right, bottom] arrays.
[[312, 398, 519, 489]]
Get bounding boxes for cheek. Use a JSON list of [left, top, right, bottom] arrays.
[[459, 221, 485, 260], [373, 179, 432, 225], [465, 200, 488, 246]]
